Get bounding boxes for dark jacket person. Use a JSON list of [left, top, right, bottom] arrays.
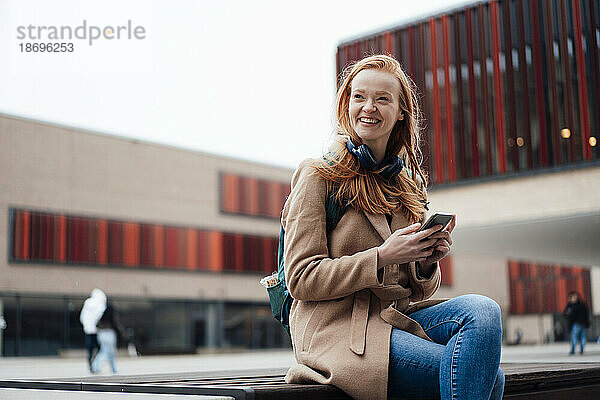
[[563, 291, 590, 354]]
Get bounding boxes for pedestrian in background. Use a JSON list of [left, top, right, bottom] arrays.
[[563, 291, 590, 355], [79, 288, 106, 372], [92, 301, 125, 374]]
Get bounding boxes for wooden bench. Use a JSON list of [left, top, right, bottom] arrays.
[[1, 363, 599, 399]]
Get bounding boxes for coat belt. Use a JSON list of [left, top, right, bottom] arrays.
[[349, 290, 434, 356], [349, 290, 370, 355], [380, 300, 433, 342]]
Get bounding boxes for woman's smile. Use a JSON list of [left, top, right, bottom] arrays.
[[358, 117, 381, 125]]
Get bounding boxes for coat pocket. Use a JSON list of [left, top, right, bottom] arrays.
[[300, 302, 324, 353]]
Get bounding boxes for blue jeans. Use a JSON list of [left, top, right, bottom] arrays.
[[92, 329, 118, 373], [388, 294, 504, 400], [570, 323, 586, 354]]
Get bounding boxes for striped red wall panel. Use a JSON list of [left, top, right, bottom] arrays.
[[245, 236, 256, 272], [248, 178, 259, 215], [529, 0, 550, 167], [186, 229, 197, 270], [234, 234, 244, 272], [30, 213, 41, 260], [221, 173, 238, 213], [384, 31, 392, 54], [196, 230, 209, 270], [442, 15, 456, 182], [96, 219, 107, 264], [257, 180, 268, 217], [154, 225, 165, 268], [208, 231, 223, 272], [107, 221, 122, 265], [262, 237, 275, 273], [453, 12, 467, 180], [237, 177, 250, 215], [221, 233, 235, 271], [515, 0, 534, 169], [55, 215, 67, 262], [122, 222, 140, 266], [429, 18, 443, 184], [439, 255, 453, 286], [418, 22, 433, 176], [221, 173, 289, 219], [465, 7, 480, 177], [572, 0, 591, 160], [489, 1, 507, 174], [558, 0, 577, 163], [502, 0, 519, 172], [140, 224, 153, 266], [586, 0, 600, 158], [86, 218, 97, 263], [542, 0, 562, 166], [164, 227, 179, 268], [477, 3, 493, 176], [11, 211, 22, 260]]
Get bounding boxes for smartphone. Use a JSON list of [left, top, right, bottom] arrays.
[[418, 212, 454, 233]]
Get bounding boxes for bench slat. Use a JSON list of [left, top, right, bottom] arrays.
[[1, 363, 599, 400]]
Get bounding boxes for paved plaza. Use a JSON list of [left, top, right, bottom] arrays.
[[1, 342, 599, 381], [1, 344, 599, 399]]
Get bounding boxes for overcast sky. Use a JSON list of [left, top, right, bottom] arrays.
[[1, 0, 471, 169]]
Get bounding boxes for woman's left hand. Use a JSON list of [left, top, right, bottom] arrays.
[[421, 214, 456, 267]]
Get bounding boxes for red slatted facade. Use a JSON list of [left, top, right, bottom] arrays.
[[508, 260, 592, 315], [335, 0, 599, 185], [221, 173, 289, 219], [10, 208, 278, 274]]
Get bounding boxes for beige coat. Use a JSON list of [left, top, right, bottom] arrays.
[[282, 138, 446, 400]]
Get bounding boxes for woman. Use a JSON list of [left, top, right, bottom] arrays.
[[281, 55, 504, 400], [80, 288, 106, 372]]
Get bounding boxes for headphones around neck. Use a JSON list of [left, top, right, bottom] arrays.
[[345, 138, 404, 180]]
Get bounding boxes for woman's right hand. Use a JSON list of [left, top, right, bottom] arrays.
[[377, 223, 443, 267]]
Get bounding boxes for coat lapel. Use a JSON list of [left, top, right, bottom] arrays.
[[390, 209, 411, 232], [363, 211, 391, 241], [363, 208, 411, 242]]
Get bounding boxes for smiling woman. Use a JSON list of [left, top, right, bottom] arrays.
[[281, 54, 504, 400]]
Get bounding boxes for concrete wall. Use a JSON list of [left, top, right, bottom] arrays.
[[504, 314, 555, 344], [428, 167, 600, 227], [435, 253, 510, 312]]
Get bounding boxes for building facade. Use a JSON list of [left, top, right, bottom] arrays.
[[336, 0, 600, 344], [1, 114, 294, 356]]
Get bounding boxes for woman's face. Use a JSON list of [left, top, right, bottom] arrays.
[[348, 69, 404, 150]]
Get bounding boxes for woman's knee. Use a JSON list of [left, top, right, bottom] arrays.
[[458, 294, 502, 331]]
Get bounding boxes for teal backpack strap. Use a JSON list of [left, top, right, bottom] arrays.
[[265, 165, 347, 338]]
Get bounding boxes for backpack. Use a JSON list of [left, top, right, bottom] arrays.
[[261, 185, 346, 337]]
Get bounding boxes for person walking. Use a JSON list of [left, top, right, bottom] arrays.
[[282, 54, 504, 400], [91, 301, 125, 374], [563, 291, 590, 355], [79, 288, 106, 371]]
